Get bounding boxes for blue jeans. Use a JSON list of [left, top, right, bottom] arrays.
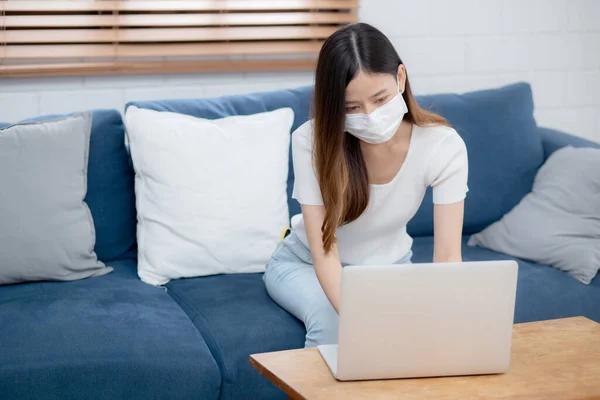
[[263, 231, 413, 348]]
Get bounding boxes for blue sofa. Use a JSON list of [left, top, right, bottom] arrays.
[[1, 82, 598, 400]]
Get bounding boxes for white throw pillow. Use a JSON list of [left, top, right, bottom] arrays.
[[125, 106, 294, 286]]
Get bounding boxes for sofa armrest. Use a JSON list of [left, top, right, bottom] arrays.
[[539, 126, 600, 160]]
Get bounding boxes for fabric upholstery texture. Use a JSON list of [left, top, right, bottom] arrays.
[[409, 82, 544, 236], [84, 110, 137, 263], [0, 260, 221, 400], [538, 126, 600, 158], [166, 274, 305, 400]]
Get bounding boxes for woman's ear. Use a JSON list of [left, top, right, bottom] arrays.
[[397, 64, 407, 94]]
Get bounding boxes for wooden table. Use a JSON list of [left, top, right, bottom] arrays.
[[250, 317, 600, 399]]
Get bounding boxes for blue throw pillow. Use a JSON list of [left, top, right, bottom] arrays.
[[1, 110, 136, 263], [408, 82, 544, 236], [127, 86, 314, 220]]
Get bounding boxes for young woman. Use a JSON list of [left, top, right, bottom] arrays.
[[263, 23, 469, 348]]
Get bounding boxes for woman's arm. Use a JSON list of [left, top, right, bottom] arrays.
[[301, 204, 343, 313], [433, 200, 465, 263]]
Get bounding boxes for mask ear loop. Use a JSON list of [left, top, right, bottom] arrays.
[[397, 77, 404, 95]]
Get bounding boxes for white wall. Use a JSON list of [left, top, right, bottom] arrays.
[[361, 0, 600, 142], [1, 0, 599, 142], [0, 71, 315, 122]]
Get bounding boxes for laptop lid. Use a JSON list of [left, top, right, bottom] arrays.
[[336, 260, 518, 381]]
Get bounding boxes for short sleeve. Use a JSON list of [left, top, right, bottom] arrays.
[[428, 129, 469, 204], [291, 121, 324, 206]]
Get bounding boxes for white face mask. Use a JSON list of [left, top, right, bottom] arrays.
[[344, 82, 408, 144]]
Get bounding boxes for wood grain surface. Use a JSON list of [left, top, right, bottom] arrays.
[[250, 317, 600, 400]]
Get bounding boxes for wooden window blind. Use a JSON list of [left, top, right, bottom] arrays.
[[0, 0, 359, 78]]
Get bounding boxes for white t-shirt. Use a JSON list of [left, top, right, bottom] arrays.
[[290, 120, 469, 265]]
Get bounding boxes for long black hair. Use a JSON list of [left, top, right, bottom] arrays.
[[313, 23, 449, 252]]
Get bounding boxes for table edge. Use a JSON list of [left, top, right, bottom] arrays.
[[249, 354, 306, 400], [248, 317, 598, 399]]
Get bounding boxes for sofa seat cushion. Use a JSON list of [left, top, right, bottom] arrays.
[[412, 237, 600, 323], [0, 261, 221, 400], [166, 274, 305, 400], [164, 237, 599, 400]]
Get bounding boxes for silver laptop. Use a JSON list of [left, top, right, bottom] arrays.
[[318, 260, 518, 381]]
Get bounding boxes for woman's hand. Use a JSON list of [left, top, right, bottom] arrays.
[[302, 204, 343, 313], [433, 201, 465, 263]]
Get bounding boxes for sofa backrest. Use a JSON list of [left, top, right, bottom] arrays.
[[2, 81, 543, 263], [126, 86, 314, 220], [128, 82, 544, 237], [410, 82, 544, 235], [0, 110, 137, 263]]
